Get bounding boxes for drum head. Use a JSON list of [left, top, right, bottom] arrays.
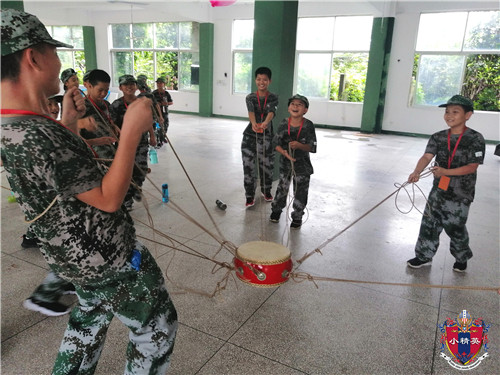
[[236, 241, 290, 265]]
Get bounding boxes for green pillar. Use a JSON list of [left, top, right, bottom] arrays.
[[360, 17, 395, 133], [252, 0, 298, 126], [82, 26, 97, 70], [1, 1, 24, 11], [199, 23, 214, 117]]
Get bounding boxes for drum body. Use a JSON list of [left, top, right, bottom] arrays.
[[234, 241, 293, 287]]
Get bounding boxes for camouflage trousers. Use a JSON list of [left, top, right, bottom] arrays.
[[30, 271, 73, 303], [241, 133, 274, 198], [414, 187, 473, 263], [125, 141, 149, 203], [52, 244, 178, 375], [271, 171, 311, 221]]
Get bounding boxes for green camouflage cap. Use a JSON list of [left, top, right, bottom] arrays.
[[288, 94, 309, 108], [1, 9, 73, 57], [137, 74, 148, 82], [439, 95, 474, 112], [119, 74, 137, 85], [156, 77, 166, 83], [60, 68, 77, 83]]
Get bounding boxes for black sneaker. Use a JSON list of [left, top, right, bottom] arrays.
[[124, 199, 134, 211], [133, 189, 142, 202], [245, 198, 255, 208], [62, 283, 77, 295], [290, 220, 302, 229], [407, 257, 432, 269], [453, 261, 467, 273], [270, 212, 281, 223], [23, 298, 70, 317], [262, 192, 273, 202], [21, 235, 39, 249]]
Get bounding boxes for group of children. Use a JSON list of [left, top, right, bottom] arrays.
[[243, 67, 485, 273]]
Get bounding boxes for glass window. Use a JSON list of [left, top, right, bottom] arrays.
[[232, 20, 254, 94], [233, 51, 253, 94], [295, 16, 373, 102], [412, 11, 499, 111], [296, 17, 334, 51], [110, 22, 199, 90], [47, 25, 85, 81]]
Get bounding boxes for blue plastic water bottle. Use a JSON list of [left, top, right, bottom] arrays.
[[149, 147, 158, 164], [162, 183, 169, 203]]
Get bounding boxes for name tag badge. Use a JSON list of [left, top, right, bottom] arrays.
[[438, 175, 450, 191]]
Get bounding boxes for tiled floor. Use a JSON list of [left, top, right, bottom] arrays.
[[1, 113, 499, 374]]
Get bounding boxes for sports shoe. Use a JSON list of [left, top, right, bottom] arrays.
[[23, 298, 70, 317], [290, 220, 302, 229], [407, 257, 432, 269], [133, 189, 142, 202], [270, 212, 281, 223], [262, 192, 273, 202], [21, 235, 39, 249], [62, 283, 77, 295], [453, 261, 467, 272], [124, 199, 134, 211], [245, 198, 255, 208]]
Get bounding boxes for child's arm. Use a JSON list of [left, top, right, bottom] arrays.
[[149, 124, 157, 147], [260, 112, 274, 130], [276, 145, 296, 162], [408, 153, 434, 182], [289, 141, 312, 152], [248, 112, 260, 132], [431, 163, 480, 178], [75, 98, 153, 212]]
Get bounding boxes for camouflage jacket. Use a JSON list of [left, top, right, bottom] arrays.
[[425, 127, 485, 202], [1, 115, 136, 285], [244, 92, 279, 137]]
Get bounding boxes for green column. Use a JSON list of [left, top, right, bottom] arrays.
[[199, 23, 214, 117], [82, 26, 97, 70], [252, 0, 298, 126], [360, 17, 395, 133], [1, 1, 24, 11]]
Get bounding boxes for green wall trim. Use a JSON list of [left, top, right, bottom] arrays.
[[199, 23, 214, 117], [82, 26, 97, 70], [360, 17, 395, 133], [1, 1, 24, 11]]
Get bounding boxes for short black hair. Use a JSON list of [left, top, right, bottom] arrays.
[[255, 66, 272, 80], [1, 43, 48, 81], [87, 69, 110, 86]]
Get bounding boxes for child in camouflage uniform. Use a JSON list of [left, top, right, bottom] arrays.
[[241, 66, 279, 207], [269, 95, 317, 229], [1, 9, 177, 374], [407, 95, 485, 273]]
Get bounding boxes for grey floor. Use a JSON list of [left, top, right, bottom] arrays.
[[1, 113, 499, 375]]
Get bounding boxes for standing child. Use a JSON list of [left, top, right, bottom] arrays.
[[241, 66, 279, 207], [152, 76, 173, 145], [60, 68, 79, 92], [406, 95, 485, 272], [111, 74, 157, 210], [269, 95, 317, 229]]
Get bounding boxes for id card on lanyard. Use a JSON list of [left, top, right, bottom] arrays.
[[439, 127, 466, 191]]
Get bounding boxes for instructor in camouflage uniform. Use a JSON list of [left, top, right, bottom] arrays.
[[1, 9, 177, 374]]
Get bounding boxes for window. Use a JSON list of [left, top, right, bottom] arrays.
[[232, 19, 254, 94], [412, 11, 499, 111], [110, 22, 199, 90], [295, 16, 373, 102], [46, 26, 85, 82]]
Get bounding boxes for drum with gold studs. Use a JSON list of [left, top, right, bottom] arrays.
[[234, 241, 293, 287]]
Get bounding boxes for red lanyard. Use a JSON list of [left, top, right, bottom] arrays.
[[88, 96, 111, 124], [288, 117, 304, 140], [122, 97, 128, 109], [1, 109, 98, 158], [256, 91, 268, 123], [447, 127, 466, 168]]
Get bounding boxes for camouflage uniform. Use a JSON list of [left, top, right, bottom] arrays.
[[110, 97, 149, 203], [414, 128, 485, 262], [271, 118, 317, 221], [82, 99, 117, 160], [241, 92, 279, 198], [152, 89, 172, 137], [1, 114, 177, 374]]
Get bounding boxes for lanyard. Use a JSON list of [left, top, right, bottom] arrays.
[[256, 91, 268, 123], [122, 96, 128, 109], [288, 117, 304, 140], [1, 109, 98, 158], [88, 96, 112, 124], [447, 127, 466, 168]]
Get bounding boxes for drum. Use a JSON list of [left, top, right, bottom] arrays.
[[234, 241, 293, 287]]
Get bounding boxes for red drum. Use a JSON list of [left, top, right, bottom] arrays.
[[234, 241, 293, 287]]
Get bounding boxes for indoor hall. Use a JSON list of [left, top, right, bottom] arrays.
[[1, 113, 499, 374]]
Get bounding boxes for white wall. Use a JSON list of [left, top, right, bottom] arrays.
[[25, 1, 499, 141]]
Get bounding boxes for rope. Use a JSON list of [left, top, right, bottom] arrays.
[[24, 195, 58, 224], [289, 272, 500, 293], [296, 166, 434, 264]]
